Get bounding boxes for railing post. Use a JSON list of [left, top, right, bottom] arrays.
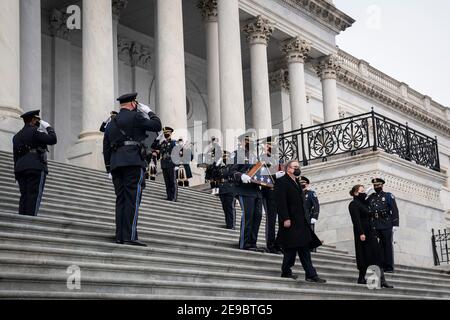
[[435, 136, 441, 172], [405, 122, 412, 161], [371, 108, 378, 152], [445, 229, 449, 265], [432, 229, 439, 266], [300, 125, 308, 166]]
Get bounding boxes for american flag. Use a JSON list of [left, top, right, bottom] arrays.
[[251, 163, 275, 187]]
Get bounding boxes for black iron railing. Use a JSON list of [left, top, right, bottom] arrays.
[[432, 229, 450, 266], [259, 109, 441, 172]]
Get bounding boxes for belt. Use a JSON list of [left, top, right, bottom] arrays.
[[123, 141, 141, 147], [370, 212, 389, 220]]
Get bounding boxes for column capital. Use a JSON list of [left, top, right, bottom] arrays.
[[315, 54, 342, 80], [131, 42, 152, 70], [281, 36, 311, 64], [242, 15, 274, 46], [269, 69, 290, 91], [197, 0, 218, 23], [112, 0, 128, 20], [49, 8, 70, 40]]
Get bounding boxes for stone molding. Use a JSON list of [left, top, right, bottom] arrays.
[[281, 37, 311, 64], [314, 54, 341, 80], [49, 9, 70, 40], [197, 0, 218, 22], [269, 69, 290, 91], [338, 49, 450, 137], [242, 16, 274, 46], [118, 35, 151, 70], [278, 0, 355, 33], [112, 0, 128, 20]]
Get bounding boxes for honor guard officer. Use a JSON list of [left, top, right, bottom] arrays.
[[151, 127, 178, 201], [259, 140, 285, 254], [103, 93, 162, 246], [13, 110, 57, 216], [216, 151, 237, 230], [230, 133, 263, 251], [367, 178, 400, 272], [300, 177, 320, 231]]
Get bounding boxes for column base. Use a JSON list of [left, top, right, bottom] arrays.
[[66, 131, 106, 171], [0, 106, 23, 152]]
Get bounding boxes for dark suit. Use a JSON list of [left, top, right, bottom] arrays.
[[13, 124, 57, 216], [275, 175, 322, 279], [103, 108, 161, 242]]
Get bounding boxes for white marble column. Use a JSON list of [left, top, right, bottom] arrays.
[[112, 0, 128, 107], [156, 0, 187, 138], [0, 0, 22, 151], [281, 37, 311, 130], [198, 0, 221, 135], [131, 42, 152, 105], [49, 10, 73, 162], [217, 0, 246, 151], [269, 69, 292, 134], [243, 16, 274, 138], [20, 0, 42, 113], [315, 54, 341, 123], [68, 0, 115, 169]]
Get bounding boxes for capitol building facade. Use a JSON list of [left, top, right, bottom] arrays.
[[0, 0, 449, 268]]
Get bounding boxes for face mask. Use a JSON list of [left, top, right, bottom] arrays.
[[357, 193, 367, 201], [374, 187, 383, 194], [301, 184, 307, 190], [164, 134, 171, 139], [293, 169, 301, 177]]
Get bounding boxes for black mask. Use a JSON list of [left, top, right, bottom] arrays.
[[374, 187, 383, 194], [293, 169, 301, 177], [164, 134, 171, 139], [301, 184, 307, 190], [357, 193, 367, 201]]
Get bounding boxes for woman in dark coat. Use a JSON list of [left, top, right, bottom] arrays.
[[349, 185, 393, 288], [275, 160, 325, 283]]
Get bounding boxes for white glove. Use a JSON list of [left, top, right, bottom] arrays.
[[241, 174, 252, 184], [108, 173, 112, 179], [275, 171, 285, 179], [137, 103, 152, 114], [39, 120, 51, 129], [311, 218, 317, 225], [393, 226, 399, 232]]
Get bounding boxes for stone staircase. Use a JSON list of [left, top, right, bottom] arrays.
[[0, 151, 449, 299]]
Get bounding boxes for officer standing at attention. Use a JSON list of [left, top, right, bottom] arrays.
[[151, 127, 178, 201], [367, 178, 399, 272], [216, 151, 237, 230], [230, 133, 263, 251], [260, 140, 285, 254], [13, 110, 57, 216], [300, 177, 320, 231], [103, 93, 162, 246]]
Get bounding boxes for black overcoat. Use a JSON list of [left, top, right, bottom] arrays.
[[349, 197, 383, 271], [274, 175, 322, 250]]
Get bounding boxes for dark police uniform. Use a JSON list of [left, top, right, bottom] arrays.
[[99, 111, 118, 133], [103, 93, 162, 245], [176, 141, 194, 187], [216, 152, 237, 230], [13, 110, 57, 216], [230, 145, 263, 250], [151, 128, 178, 201], [367, 179, 399, 272]]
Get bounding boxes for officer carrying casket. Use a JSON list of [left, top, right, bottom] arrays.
[[13, 110, 57, 216], [103, 93, 162, 246]]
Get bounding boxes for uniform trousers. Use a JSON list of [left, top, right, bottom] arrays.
[[163, 167, 178, 201], [261, 188, 278, 249], [16, 169, 46, 216], [375, 228, 394, 271], [112, 166, 145, 242], [219, 193, 237, 229], [237, 195, 262, 249]]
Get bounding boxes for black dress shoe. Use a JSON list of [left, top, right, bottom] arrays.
[[381, 281, 394, 289], [115, 240, 124, 244], [124, 240, 148, 247], [306, 277, 327, 284], [268, 247, 283, 255], [281, 274, 298, 280]]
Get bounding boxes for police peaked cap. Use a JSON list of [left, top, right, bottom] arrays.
[[20, 110, 40, 119], [372, 178, 386, 185], [117, 92, 138, 104], [163, 127, 174, 134], [300, 176, 310, 184]]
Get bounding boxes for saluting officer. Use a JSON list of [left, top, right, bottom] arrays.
[[151, 127, 178, 201], [103, 93, 162, 246], [367, 178, 400, 272], [230, 133, 263, 251], [216, 151, 237, 230], [259, 140, 285, 254], [13, 110, 57, 216]]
